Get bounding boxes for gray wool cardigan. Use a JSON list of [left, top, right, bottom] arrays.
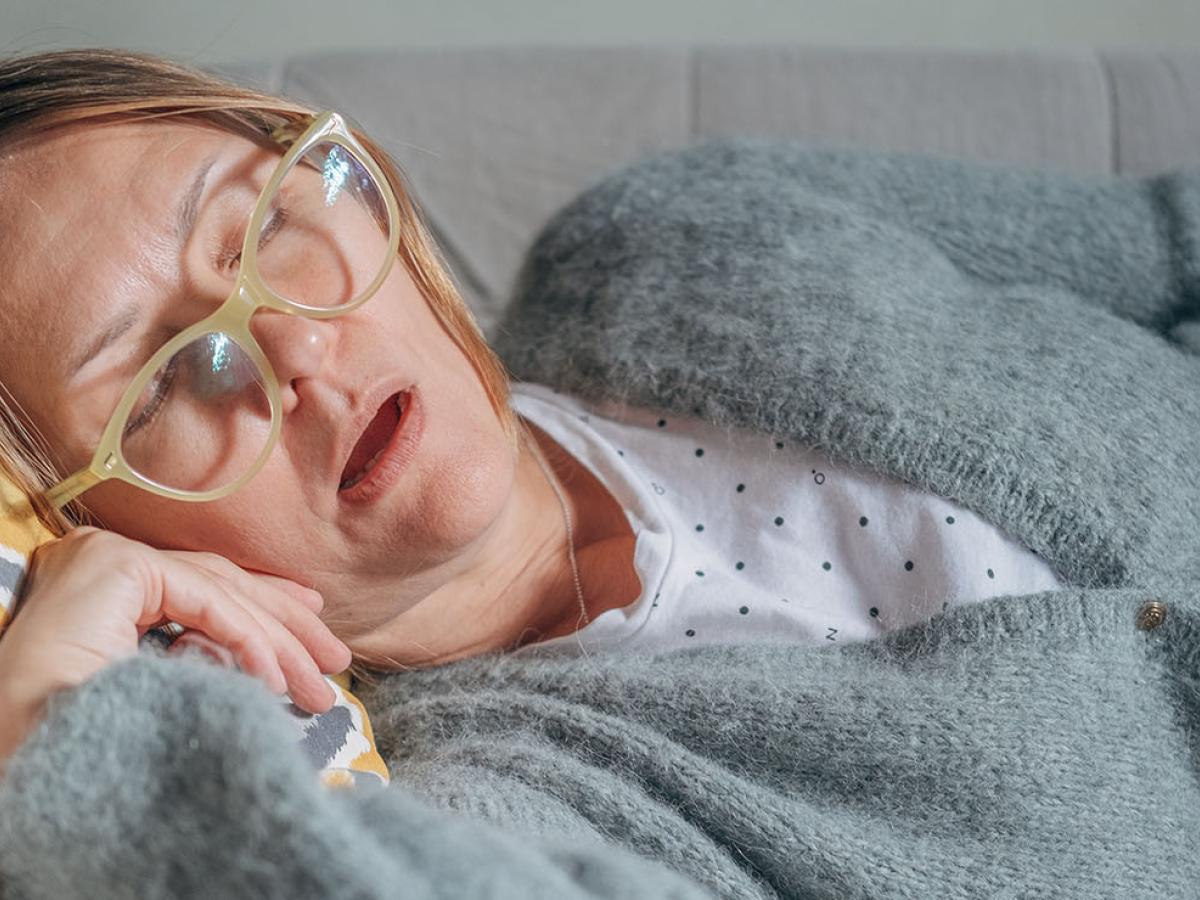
[[0, 139, 1198, 900]]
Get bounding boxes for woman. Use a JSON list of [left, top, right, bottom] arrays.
[[0, 48, 649, 743], [1, 48, 1197, 899], [0, 48, 1065, 755]]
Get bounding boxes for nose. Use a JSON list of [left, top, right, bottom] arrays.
[[248, 311, 333, 413]]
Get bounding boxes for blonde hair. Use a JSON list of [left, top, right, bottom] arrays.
[[0, 49, 523, 679]]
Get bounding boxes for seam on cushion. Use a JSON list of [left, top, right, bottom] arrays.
[[267, 58, 287, 94], [1147, 173, 1200, 335], [1097, 50, 1120, 175], [276, 57, 295, 100], [688, 47, 699, 142]]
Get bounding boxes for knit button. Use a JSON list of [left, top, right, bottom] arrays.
[[1135, 600, 1167, 631]]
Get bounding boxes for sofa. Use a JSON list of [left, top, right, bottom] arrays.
[[215, 45, 1200, 337]]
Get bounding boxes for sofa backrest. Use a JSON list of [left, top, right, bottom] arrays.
[[216, 46, 1200, 333]]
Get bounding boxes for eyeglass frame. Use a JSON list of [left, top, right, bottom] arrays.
[[44, 109, 402, 510]]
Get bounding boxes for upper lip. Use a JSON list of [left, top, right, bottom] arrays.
[[332, 378, 413, 490]]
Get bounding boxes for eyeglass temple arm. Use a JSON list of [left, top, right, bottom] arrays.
[[45, 467, 102, 510]]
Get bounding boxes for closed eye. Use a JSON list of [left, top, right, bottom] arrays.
[[217, 203, 289, 274]]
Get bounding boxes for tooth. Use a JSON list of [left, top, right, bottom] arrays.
[[342, 446, 390, 491], [341, 396, 407, 492]]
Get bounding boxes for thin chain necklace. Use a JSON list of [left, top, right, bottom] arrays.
[[526, 428, 590, 627]]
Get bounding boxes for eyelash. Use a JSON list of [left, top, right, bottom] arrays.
[[123, 353, 180, 437], [125, 204, 290, 437], [216, 204, 289, 273]]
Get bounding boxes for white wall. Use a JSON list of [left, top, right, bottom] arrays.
[[2, 0, 1199, 65]]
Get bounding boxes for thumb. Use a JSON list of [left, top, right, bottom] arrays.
[[166, 630, 237, 670]]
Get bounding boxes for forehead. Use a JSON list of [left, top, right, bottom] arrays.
[[0, 120, 256, 370], [0, 119, 274, 451], [0, 118, 244, 250], [3, 117, 232, 185]]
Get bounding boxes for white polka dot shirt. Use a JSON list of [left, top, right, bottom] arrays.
[[508, 382, 1065, 657]]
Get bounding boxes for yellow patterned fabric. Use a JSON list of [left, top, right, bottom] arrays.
[[0, 473, 386, 791], [295, 669, 390, 791], [0, 476, 54, 637]]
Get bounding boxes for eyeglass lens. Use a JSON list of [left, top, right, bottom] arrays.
[[119, 140, 393, 492]]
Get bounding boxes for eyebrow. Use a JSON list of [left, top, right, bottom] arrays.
[[68, 155, 219, 377]]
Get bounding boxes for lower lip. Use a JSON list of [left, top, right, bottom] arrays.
[[338, 388, 424, 505]]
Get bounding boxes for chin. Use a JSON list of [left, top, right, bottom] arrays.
[[356, 413, 518, 570], [429, 433, 517, 547]]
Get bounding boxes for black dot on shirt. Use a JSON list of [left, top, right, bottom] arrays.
[[822, 561, 832, 571], [987, 568, 995, 579], [695, 524, 704, 532], [695, 448, 705, 457], [774, 516, 785, 526], [739, 606, 749, 615], [904, 560, 914, 571], [685, 629, 696, 637], [859, 516, 869, 526], [657, 419, 667, 428], [736, 483, 745, 493], [695, 570, 705, 577], [945, 515, 955, 524], [617, 450, 624, 457], [735, 561, 745, 571], [869, 607, 879, 617], [775, 440, 784, 449]]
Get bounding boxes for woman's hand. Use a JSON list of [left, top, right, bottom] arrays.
[[0, 526, 352, 771]]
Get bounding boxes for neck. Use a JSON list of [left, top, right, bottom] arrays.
[[344, 417, 634, 670]]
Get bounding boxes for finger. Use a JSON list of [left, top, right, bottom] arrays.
[[215, 589, 339, 714], [184, 565, 340, 714], [141, 557, 288, 696], [170, 552, 350, 675], [248, 572, 324, 614], [167, 631, 236, 668], [240, 584, 352, 675], [169, 551, 325, 614]]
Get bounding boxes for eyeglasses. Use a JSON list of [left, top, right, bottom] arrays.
[[44, 110, 401, 510]]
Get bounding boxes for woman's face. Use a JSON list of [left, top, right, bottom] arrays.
[[0, 119, 517, 640]]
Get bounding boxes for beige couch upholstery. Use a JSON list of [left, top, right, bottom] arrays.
[[215, 46, 1200, 336]]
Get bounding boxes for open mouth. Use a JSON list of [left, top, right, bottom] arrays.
[[339, 391, 408, 492]]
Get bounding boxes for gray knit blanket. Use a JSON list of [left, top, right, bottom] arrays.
[[2, 139, 1199, 899]]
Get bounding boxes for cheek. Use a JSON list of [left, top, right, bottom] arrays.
[[405, 408, 516, 555], [80, 479, 205, 549], [80, 473, 291, 559], [388, 326, 517, 554]]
